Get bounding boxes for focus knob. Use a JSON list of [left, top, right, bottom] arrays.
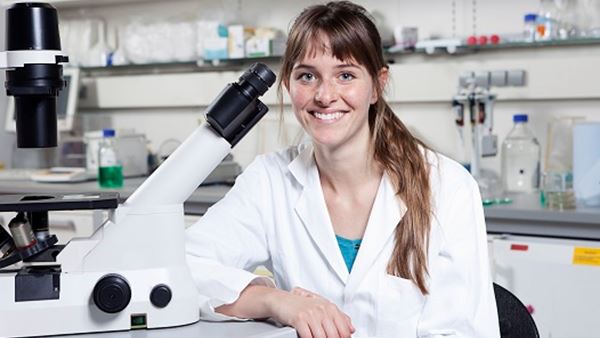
[[150, 284, 172, 308], [93, 274, 131, 314]]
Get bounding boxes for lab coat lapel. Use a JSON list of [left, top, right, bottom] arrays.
[[289, 146, 350, 284], [345, 174, 407, 294]]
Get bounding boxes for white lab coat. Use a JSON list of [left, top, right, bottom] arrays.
[[185, 144, 500, 338]]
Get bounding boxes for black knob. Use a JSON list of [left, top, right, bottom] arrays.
[[150, 284, 172, 308], [93, 274, 131, 314]]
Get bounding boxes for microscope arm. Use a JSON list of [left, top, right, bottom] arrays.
[[124, 124, 232, 207], [125, 63, 274, 208]]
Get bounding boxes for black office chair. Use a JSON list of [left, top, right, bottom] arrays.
[[493, 282, 540, 338]]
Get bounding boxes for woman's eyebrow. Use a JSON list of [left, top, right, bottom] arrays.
[[335, 63, 360, 69], [292, 64, 316, 71], [293, 63, 360, 71]]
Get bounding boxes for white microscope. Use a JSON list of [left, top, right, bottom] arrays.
[[0, 3, 276, 336]]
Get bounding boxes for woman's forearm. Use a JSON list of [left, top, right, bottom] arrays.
[[215, 284, 283, 319]]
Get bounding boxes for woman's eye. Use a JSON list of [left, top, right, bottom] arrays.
[[339, 72, 355, 81], [299, 73, 315, 82]]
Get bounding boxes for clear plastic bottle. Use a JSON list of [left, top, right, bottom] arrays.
[[524, 13, 538, 42], [98, 128, 123, 188], [536, 0, 559, 41], [501, 114, 541, 193]]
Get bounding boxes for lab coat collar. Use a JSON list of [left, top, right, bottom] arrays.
[[292, 145, 350, 283], [289, 144, 408, 287], [287, 143, 312, 187], [345, 173, 406, 294]]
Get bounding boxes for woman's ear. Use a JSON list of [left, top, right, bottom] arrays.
[[283, 79, 290, 92], [371, 67, 389, 103]]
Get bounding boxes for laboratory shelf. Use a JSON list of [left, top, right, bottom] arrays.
[[76, 37, 600, 77], [79, 56, 282, 77], [387, 36, 600, 57]]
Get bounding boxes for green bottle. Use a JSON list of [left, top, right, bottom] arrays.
[[98, 129, 123, 188]]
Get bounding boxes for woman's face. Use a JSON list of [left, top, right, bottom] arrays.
[[287, 46, 378, 151]]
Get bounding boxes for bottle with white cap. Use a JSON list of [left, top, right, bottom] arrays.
[[501, 114, 541, 193], [98, 128, 123, 188]]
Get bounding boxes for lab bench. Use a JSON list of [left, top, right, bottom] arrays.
[[3, 180, 600, 338], [484, 192, 600, 240], [53, 321, 296, 338], [1, 179, 599, 237], [0, 177, 228, 215]]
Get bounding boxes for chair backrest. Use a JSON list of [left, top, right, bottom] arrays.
[[493, 282, 540, 338]]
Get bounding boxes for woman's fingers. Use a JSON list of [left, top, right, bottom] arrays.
[[295, 320, 313, 338], [275, 289, 355, 338], [332, 311, 354, 338]]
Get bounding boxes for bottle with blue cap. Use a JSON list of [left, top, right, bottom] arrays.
[[98, 128, 123, 188], [501, 114, 541, 193]]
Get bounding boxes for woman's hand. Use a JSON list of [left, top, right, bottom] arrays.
[[267, 287, 355, 338]]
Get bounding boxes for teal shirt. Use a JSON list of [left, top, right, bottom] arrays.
[[335, 235, 362, 272]]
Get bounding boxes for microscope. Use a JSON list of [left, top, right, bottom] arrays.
[[452, 72, 499, 199], [0, 3, 276, 337]]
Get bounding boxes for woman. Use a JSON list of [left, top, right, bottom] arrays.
[[186, 2, 499, 337]]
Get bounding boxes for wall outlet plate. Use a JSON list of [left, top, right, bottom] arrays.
[[507, 69, 526, 86]]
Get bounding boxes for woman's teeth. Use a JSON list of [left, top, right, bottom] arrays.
[[312, 111, 343, 121]]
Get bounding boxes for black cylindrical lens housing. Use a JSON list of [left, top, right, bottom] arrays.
[[14, 96, 57, 148], [238, 62, 276, 98], [206, 63, 275, 146], [6, 64, 64, 148], [6, 3, 61, 51]]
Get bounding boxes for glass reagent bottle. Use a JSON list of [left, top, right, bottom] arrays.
[[501, 114, 541, 193], [98, 128, 123, 188]]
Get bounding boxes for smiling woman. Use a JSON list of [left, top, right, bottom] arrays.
[[185, 2, 500, 338]]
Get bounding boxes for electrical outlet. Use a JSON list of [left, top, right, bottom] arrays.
[[507, 69, 526, 86], [490, 70, 507, 87], [474, 71, 490, 88]]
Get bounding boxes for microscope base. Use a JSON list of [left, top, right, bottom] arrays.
[[0, 265, 199, 337]]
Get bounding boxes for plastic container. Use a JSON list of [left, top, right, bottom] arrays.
[[541, 171, 575, 210], [524, 13, 538, 42], [98, 128, 123, 188], [501, 114, 541, 193], [536, 0, 559, 41]]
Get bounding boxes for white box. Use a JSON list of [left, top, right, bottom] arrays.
[[228, 25, 245, 59]]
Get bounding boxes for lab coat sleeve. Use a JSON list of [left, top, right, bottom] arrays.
[[185, 157, 276, 321], [417, 178, 500, 337]]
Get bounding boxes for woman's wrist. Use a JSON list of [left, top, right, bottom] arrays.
[[216, 284, 286, 320], [262, 286, 288, 317]]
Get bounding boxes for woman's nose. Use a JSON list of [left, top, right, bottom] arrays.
[[314, 79, 338, 105]]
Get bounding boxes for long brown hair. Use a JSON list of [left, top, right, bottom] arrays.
[[278, 1, 432, 294]]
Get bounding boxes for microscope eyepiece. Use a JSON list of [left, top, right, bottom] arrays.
[[206, 63, 276, 146], [239, 63, 276, 97], [236, 63, 276, 102]]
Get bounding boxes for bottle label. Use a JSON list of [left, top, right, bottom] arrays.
[[99, 150, 118, 167]]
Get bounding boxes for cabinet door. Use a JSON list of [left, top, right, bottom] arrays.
[[491, 234, 600, 338]]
